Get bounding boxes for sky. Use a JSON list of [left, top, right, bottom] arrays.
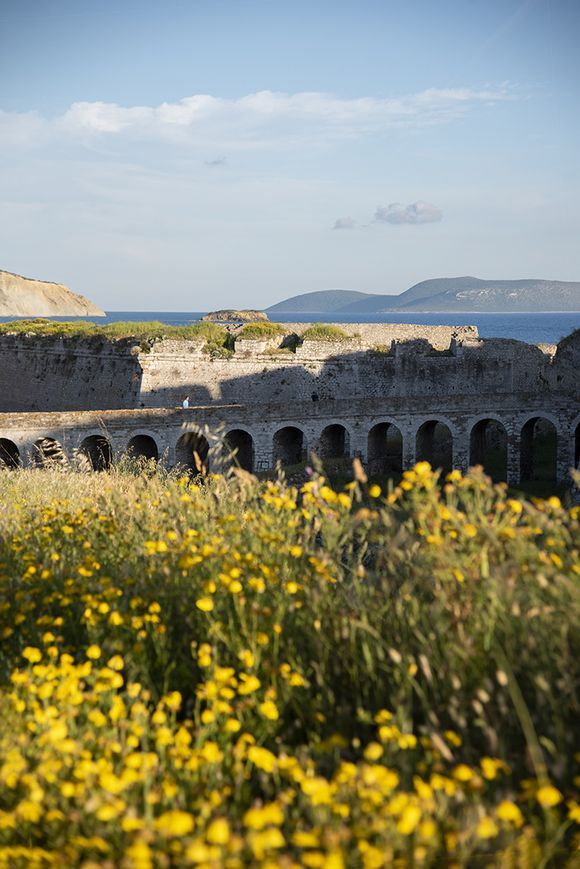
[[1, 0, 579, 311]]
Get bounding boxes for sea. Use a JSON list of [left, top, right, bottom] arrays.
[[1, 311, 579, 346]]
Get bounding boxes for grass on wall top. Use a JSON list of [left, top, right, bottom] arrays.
[[237, 322, 286, 340], [0, 319, 232, 354], [301, 323, 349, 341]]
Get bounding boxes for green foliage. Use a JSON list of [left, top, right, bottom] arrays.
[[301, 323, 349, 341], [238, 322, 285, 340]]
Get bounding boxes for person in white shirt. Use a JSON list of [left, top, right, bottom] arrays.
[[182, 396, 190, 409]]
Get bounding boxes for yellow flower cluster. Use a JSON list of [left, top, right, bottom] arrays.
[[2, 643, 574, 867], [0, 463, 578, 866]]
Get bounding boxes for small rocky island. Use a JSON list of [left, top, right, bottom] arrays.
[[202, 309, 268, 323], [0, 270, 105, 317]]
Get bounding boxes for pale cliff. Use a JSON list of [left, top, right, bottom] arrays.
[[0, 270, 105, 317]]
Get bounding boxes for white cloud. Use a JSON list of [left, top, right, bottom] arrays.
[[333, 217, 356, 230], [0, 86, 512, 150], [374, 201, 443, 225]]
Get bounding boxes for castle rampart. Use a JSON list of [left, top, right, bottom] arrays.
[[0, 323, 578, 486]]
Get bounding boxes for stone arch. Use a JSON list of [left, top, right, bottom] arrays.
[[126, 434, 159, 463], [175, 431, 210, 475], [416, 419, 453, 474], [367, 421, 403, 475], [520, 416, 557, 483], [225, 429, 254, 472], [317, 423, 350, 460], [0, 438, 20, 469], [79, 435, 113, 471], [273, 426, 305, 467], [469, 418, 508, 482], [33, 437, 66, 468]]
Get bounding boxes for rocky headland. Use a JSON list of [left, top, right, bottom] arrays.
[[0, 270, 105, 317]]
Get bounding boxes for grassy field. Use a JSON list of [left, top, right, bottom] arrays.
[[0, 462, 578, 866]]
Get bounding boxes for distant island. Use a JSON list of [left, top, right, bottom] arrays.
[[267, 276, 580, 314], [202, 309, 268, 323], [0, 270, 104, 317]]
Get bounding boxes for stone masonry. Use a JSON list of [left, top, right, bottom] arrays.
[[0, 323, 578, 484]]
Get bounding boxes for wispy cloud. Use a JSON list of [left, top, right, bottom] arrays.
[[374, 201, 443, 225], [332, 216, 356, 230], [0, 86, 512, 151], [204, 156, 227, 168]]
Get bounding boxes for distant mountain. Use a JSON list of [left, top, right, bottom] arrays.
[[267, 289, 373, 313], [0, 270, 104, 317], [267, 277, 580, 314], [392, 277, 580, 312]]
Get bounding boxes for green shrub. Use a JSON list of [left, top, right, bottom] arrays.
[[301, 323, 348, 341], [238, 322, 285, 340]]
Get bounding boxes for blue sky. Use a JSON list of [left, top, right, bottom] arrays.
[[1, 0, 579, 310]]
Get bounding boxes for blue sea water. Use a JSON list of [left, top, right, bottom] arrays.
[[1, 311, 579, 346]]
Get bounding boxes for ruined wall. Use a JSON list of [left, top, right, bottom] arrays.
[[0, 324, 578, 413], [136, 333, 577, 408], [0, 335, 143, 411]]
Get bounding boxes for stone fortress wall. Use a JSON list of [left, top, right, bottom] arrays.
[[0, 322, 578, 486], [0, 323, 481, 412]]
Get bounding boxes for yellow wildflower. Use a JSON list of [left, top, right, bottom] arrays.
[[397, 805, 421, 835], [496, 800, 524, 826], [476, 817, 499, 839], [536, 785, 563, 808], [195, 597, 214, 612], [155, 810, 194, 836], [259, 699, 279, 720], [206, 817, 230, 845]]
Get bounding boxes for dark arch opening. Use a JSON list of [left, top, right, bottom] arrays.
[[416, 420, 453, 475], [318, 424, 349, 460], [79, 435, 113, 471], [176, 431, 210, 475], [520, 417, 557, 483], [367, 422, 403, 475], [225, 429, 254, 472], [273, 426, 305, 467], [469, 419, 508, 482], [33, 437, 66, 468], [0, 438, 20, 469], [127, 435, 159, 463]]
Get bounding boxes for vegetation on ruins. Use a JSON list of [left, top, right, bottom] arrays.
[[0, 461, 578, 866], [237, 322, 286, 340], [301, 324, 349, 341], [0, 319, 234, 356]]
